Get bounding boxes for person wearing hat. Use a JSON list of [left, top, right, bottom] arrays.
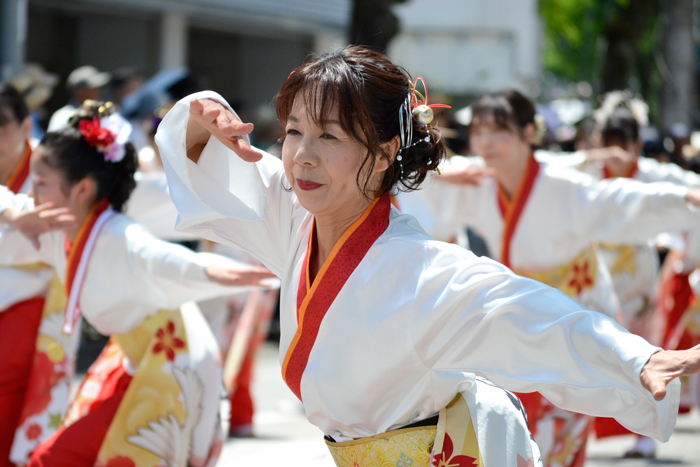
[[47, 66, 110, 132]]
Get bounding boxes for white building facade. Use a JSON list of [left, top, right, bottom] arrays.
[[389, 0, 542, 96]]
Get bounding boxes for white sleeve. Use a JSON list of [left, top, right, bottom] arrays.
[[0, 194, 57, 266], [155, 91, 307, 277], [126, 226, 270, 308], [571, 174, 699, 244], [535, 149, 587, 169], [641, 158, 700, 186], [0, 185, 32, 214], [82, 223, 279, 336], [400, 157, 481, 240], [411, 248, 678, 441]]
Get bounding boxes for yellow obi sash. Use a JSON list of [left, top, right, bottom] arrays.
[[327, 427, 436, 467], [598, 243, 637, 276], [326, 394, 484, 467], [513, 245, 598, 299]]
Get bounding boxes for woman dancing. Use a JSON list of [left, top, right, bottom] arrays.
[[157, 46, 700, 466]]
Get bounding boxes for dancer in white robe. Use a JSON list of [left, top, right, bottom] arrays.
[[155, 47, 700, 467], [0, 103, 276, 467]]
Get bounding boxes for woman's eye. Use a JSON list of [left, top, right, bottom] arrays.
[[321, 133, 337, 140], [286, 128, 300, 136]]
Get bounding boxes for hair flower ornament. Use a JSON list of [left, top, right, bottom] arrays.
[[76, 109, 132, 163]]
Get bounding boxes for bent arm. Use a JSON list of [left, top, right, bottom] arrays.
[[127, 225, 276, 308], [156, 91, 307, 277], [412, 248, 678, 441]]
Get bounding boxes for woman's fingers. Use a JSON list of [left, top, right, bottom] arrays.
[[205, 264, 277, 287], [189, 98, 261, 162], [639, 349, 700, 401]]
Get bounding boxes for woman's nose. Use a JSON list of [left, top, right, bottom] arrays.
[[293, 138, 318, 166]]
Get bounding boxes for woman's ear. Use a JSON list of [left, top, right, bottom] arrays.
[[523, 123, 537, 145], [376, 135, 402, 173], [71, 177, 98, 206], [20, 117, 32, 140]]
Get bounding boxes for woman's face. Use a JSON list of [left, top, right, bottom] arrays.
[[470, 114, 532, 173], [29, 146, 73, 210], [0, 108, 30, 162], [282, 97, 387, 222]]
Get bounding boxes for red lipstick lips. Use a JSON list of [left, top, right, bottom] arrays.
[[297, 179, 321, 191]]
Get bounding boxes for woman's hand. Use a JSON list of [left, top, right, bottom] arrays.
[[685, 187, 700, 207], [1, 203, 77, 249], [640, 345, 700, 401], [205, 263, 277, 287], [438, 166, 495, 186], [186, 98, 260, 163], [585, 147, 636, 176]]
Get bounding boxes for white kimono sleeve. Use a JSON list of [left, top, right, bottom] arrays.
[[155, 91, 307, 277], [535, 150, 587, 169], [0, 185, 32, 215], [80, 219, 277, 335], [0, 195, 59, 266], [125, 228, 257, 307], [639, 157, 700, 186], [401, 157, 482, 239], [410, 245, 678, 441], [568, 172, 699, 244]]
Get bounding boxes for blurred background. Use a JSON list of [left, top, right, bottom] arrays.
[[0, 0, 698, 165]]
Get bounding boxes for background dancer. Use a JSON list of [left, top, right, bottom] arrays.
[[0, 102, 276, 467]]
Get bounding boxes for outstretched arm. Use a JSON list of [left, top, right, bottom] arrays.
[[411, 247, 681, 441]]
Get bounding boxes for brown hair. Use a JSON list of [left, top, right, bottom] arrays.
[[276, 45, 445, 196], [471, 89, 536, 138]]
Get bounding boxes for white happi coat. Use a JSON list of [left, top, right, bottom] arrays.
[[402, 155, 699, 321], [538, 151, 700, 323], [156, 92, 680, 448]]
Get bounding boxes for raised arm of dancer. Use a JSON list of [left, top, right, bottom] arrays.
[[156, 92, 308, 277]]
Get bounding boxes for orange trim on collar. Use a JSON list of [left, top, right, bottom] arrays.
[[7, 142, 32, 194], [65, 199, 110, 299], [498, 156, 540, 269], [602, 159, 638, 179], [283, 193, 391, 401]]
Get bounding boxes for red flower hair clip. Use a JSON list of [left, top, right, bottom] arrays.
[[76, 114, 132, 162], [78, 117, 116, 149]]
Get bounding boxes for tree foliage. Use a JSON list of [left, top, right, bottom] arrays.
[[540, 0, 660, 95]]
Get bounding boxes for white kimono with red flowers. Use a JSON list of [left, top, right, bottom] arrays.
[[0, 197, 258, 467], [155, 92, 681, 467]]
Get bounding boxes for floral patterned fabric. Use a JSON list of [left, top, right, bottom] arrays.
[[10, 273, 80, 465], [59, 306, 224, 467], [327, 380, 540, 467]]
